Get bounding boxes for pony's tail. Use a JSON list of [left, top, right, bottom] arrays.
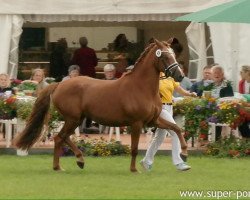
[[14, 83, 59, 150]]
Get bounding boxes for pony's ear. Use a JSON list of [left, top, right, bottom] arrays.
[[167, 37, 173, 44], [163, 38, 173, 46], [154, 38, 164, 48]]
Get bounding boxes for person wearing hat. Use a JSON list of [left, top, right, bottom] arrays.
[[62, 65, 80, 81], [71, 37, 98, 78], [103, 64, 116, 80]]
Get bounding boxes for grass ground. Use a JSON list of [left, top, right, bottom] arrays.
[[0, 155, 249, 199]]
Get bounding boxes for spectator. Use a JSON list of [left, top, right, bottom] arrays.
[[71, 37, 97, 130], [49, 38, 71, 81], [190, 65, 212, 97], [210, 65, 234, 98], [71, 37, 98, 78], [239, 71, 250, 138], [0, 73, 12, 94], [103, 64, 116, 80], [210, 65, 234, 140], [99, 64, 117, 134], [239, 65, 250, 94], [62, 65, 80, 81], [112, 33, 143, 78], [113, 33, 130, 53], [112, 34, 130, 78], [23, 68, 49, 97]]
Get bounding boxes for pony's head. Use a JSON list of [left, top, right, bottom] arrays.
[[154, 38, 184, 82]]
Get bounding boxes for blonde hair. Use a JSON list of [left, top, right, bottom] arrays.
[[241, 65, 250, 72], [31, 68, 45, 80]]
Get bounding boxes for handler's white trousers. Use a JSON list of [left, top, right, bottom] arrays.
[[143, 104, 183, 166]]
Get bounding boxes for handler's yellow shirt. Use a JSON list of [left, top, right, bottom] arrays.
[[159, 75, 179, 104]]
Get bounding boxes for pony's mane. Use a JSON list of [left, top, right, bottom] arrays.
[[134, 43, 155, 67]]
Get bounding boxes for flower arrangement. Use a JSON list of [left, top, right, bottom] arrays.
[[17, 81, 37, 91], [174, 97, 218, 140], [174, 97, 249, 141], [198, 81, 214, 91], [210, 101, 241, 129], [16, 99, 64, 131], [184, 97, 218, 140], [10, 79, 22, 88], [205, 135, 250, 158], [173, 97, 193, 116], [209, 100, 250, 129], [0, 95, 17, 119], [48, 105, 64, 130], [62, 137, 130, 157], [16, 99, 35, 121]]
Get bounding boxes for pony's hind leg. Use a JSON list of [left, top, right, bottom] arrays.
[[130, 122, 143, 172], [65, 137, 84, 169], [53, 119, 80, 171], [53, 135, 64, 171]]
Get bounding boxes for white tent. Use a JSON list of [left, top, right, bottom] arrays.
[[208, 22, 250, 91], [0, 0, 231, 79]]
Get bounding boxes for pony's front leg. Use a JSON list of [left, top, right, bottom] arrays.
[[155, 116, 188, 155], [130, 122, 143, 172], [53, 135, 64, 171], [65, 137, 84, 169]]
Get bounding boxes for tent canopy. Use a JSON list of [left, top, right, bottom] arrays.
[[0, 0, 230, 21], [0, 0, 233, 80], [175, 0, 250, 24]]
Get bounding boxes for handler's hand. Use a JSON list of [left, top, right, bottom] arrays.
[[189, 92, 197, 97]]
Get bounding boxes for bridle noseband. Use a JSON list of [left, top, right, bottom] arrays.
[[156, 49, 183, 80]]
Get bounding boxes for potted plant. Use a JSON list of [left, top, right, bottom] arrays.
[[198, 81, 214, 98], [17, 81, 37, 96]]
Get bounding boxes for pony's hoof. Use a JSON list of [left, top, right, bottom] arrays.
[[180, 153, 188, 162], [76, 161, 85, 169], [130, 168, 138, 173], [53, 166, 65, 171]]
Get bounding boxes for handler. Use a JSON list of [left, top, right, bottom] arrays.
[[140, 58, 197, 171]]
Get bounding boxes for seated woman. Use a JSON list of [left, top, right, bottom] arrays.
[[239, 65, 250, 94], [0, 73, 12, 94], [22, 68, 48, 97], [62, 65, 80, 81]]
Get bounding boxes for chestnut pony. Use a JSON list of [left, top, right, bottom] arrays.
[[15, 39, 187, 172]]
